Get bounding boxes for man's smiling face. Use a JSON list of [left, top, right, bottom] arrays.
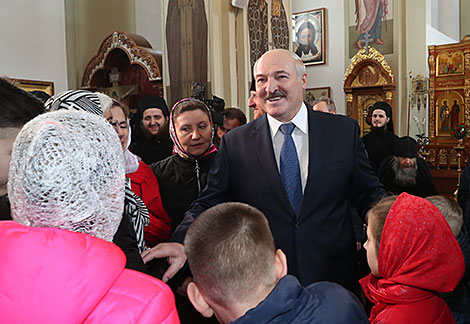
[[254, 50, 307, 122]]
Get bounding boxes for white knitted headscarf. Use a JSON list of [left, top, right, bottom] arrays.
[[8, 110, 125, 242]]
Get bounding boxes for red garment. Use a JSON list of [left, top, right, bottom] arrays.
[[127, 161, 171, 246], [360, 193, 465, 324], [0, 221, 180, 324]]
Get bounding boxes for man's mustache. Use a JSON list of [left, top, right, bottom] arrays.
[[265, 90, 286, 101]]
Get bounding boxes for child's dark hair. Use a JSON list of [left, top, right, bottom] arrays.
[[0, 78, 44, 130]]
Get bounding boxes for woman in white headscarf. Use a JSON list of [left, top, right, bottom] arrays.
[[1, 110, 179, 324]]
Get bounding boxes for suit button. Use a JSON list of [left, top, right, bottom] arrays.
[[294, 222, 300, 229]]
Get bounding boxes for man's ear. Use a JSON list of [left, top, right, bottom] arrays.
[[301, 73, 308, 89], [187, 282, 215, 318], [386, 117, 390, 123], [274, 249, 288, 280]]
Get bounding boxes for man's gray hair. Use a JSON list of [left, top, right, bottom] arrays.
[[312, 97, 336, 113], [253, 49, 307, 81]]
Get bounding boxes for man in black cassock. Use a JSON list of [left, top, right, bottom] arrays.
[[362, 101, 398, 174], [378, 136, 437, 198]]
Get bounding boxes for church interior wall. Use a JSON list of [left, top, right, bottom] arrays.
[[0, 0, 68, 93], [293, 0, 347, 115], [135, 0, 164, 52], [65, 0, 136, 90], [1, 0, 467, 130]]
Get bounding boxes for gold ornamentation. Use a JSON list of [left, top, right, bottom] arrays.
[[429, 149, 436, 164], [438, 80, 462, 87], [429, 92, 435, 138], [428, 54, 435, 76], [466, 53, 470, 72], [385, 92, 393, 100], [450, 149, 458, 165], [344, 47, 394, 83], [438, 149, 448, 165], [347, 94, 353, 102], [465, 89, 470, 125], [82, 31, 162, 88]]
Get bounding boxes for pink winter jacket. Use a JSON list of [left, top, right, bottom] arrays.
[[0, 221, 180, 324]]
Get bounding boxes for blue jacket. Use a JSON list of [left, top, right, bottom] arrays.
[[230, 275, 369, 324]]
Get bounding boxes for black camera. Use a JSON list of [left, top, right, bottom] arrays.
[[192, 82, 225, 125]]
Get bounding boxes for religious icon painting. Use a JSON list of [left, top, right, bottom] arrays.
[[436, 51, 464, 76], [292, 8, 326, 65], [348, 0, 394, 58], [435, 91, 464, 137], [304, 87, 331, 107]]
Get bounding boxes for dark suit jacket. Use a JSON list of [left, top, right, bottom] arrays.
[[173, 108, 384, 287]]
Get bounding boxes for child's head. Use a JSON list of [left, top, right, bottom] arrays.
[[363, 193, 464, 294], [364, 195, 397, 277], [184, 202, 287, 323], [0, 78, 44, 196], [426, 195, 463, 237]]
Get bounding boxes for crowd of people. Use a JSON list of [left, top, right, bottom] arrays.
[[0, 48, 469, 324]]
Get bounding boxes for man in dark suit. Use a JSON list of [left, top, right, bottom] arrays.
[[143, 49, 384, 291]]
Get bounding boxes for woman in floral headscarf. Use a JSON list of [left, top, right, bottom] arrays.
[[151, 98, 217, 233], [361, 193, 465, 323]]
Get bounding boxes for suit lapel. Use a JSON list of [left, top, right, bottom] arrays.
[[299, 110, 327, 217], [252, 115, 293, 213]]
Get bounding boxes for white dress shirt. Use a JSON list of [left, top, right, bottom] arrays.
[[267, 102, 309, 192]]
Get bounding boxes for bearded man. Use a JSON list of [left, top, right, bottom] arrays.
[[377, 136, 437, 198], [129, 96, 173, 165], [362, 101, 397, 173]]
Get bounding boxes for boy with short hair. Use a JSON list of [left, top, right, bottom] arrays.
[[426, 195, 470, 324], [184, 202, 369, 324], [0, 77, 44, 220]]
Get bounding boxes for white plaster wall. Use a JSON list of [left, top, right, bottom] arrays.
[[135, 0, 164, 50], [0, 0, 68, 93], [292, 0, 346, 114]]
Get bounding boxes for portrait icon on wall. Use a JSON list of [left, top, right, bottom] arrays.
[[436, 91, 464, 137], [304, 87, 330, 107], [292, 8, 326, 65]]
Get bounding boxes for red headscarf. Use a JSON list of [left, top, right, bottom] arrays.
[[361, 193, 465, 321]]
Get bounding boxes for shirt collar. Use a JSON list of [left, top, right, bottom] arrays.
[[267, 102, 309, 138]]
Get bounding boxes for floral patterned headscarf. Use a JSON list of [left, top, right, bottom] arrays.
[[169, 98, 217, 159]]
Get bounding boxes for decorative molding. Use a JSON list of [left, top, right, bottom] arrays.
[[82, 31, 162, 88], [344, 47, 394, 83], [438, 148, 448, 165]]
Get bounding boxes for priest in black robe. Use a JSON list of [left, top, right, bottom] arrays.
[[378, 136, 437, 198], [362, 101, 398, 173]]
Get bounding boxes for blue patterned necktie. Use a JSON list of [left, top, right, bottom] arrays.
[[279, 123, 302, 213]]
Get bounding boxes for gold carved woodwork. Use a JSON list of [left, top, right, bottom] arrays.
[[429, 149, 436, 164], [428, 36, 470, 142], [438, 149, 448, 165], [82, 31, 162, 88], [344, 47, 395, 136], [429, 53, 436, 76], [344, 47, 394, 83], [450, 149, 458, 165], [465, 52, 470, 72], [429, 91, 435, 138]]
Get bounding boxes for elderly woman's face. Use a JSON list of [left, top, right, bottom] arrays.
[[174, 109, 212, 157]]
